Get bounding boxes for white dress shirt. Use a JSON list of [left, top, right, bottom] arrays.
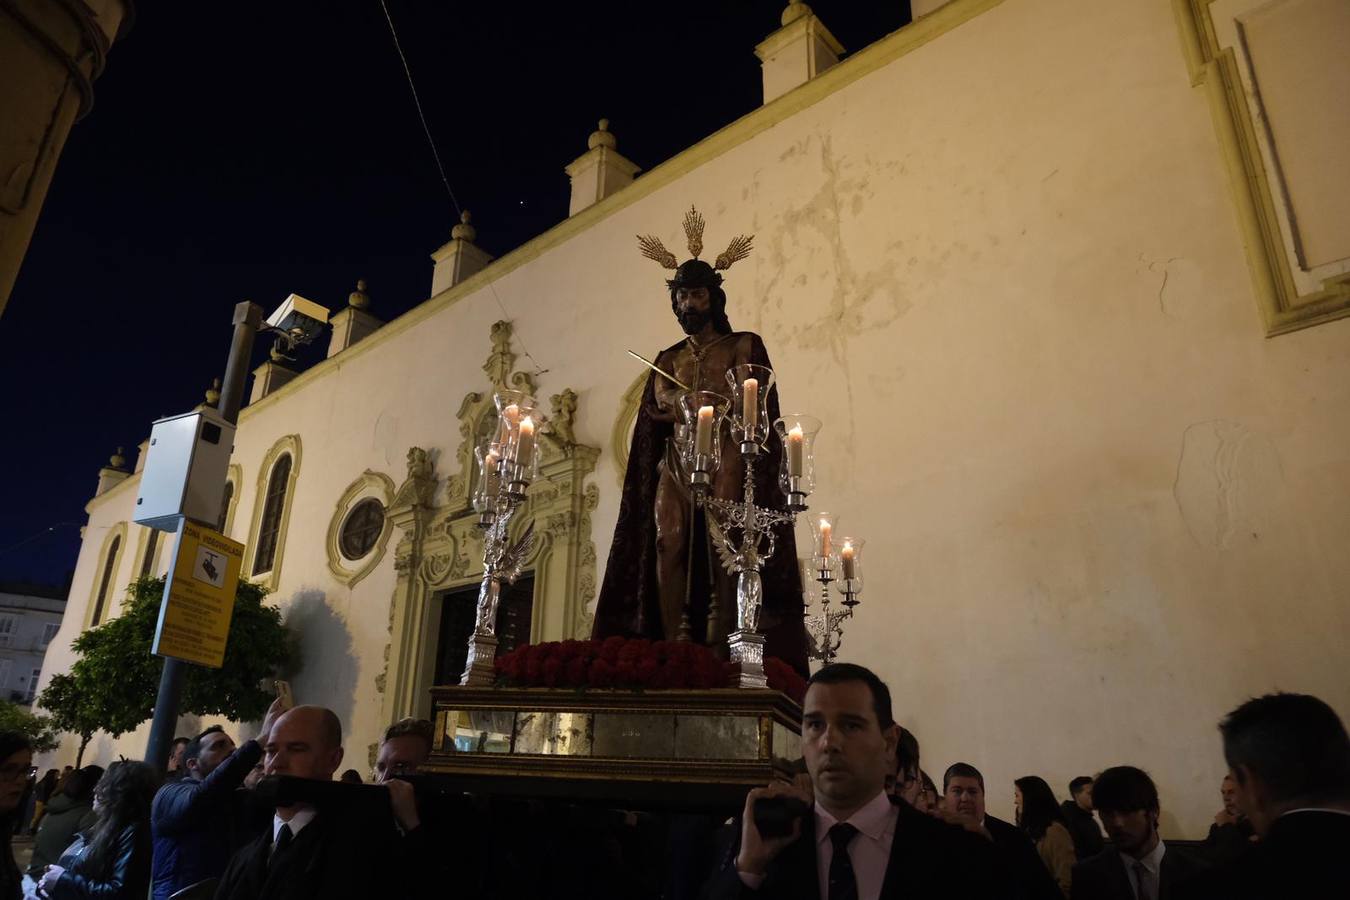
[[738, 790, 898, 899], [1119, 838, 1165, 900], [813, 791, 899, 900], [271, 807, 317, 850]]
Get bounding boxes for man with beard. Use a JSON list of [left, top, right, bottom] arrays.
[[151, 698, 288, 900], [1070, 766, 1204, 900], [593, 207, 807, 672]]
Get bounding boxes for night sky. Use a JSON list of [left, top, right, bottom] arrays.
[[0, 1, 911, 588]]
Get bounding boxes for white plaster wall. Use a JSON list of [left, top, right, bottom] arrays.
[[37, 0, 1350, 835]]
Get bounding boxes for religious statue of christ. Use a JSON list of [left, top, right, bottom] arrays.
[[593, 207, 808, 674]]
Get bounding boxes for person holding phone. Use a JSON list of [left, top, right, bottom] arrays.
[[150, 694, 290, 900], [705, 664, 1001, 900]]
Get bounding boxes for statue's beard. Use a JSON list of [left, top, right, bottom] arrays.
[[678, 308, 710, 335]]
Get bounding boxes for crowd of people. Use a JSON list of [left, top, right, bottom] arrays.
[[710, 665, 1348, 900], [0, 664, 1343, 899]]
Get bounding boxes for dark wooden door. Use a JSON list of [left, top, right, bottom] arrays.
[[433, 574, 535, 686]]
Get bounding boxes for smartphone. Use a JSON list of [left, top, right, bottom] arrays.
[[275, 679, 294, 707], [753, 795, 810, 838]]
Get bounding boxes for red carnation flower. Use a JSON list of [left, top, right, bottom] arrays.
[[588, 658, 614, 688], [565, 656, 588, 686], [634, 657, 659, 686]]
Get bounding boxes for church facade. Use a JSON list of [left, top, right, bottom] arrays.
[[35, 0, 1350, 838]]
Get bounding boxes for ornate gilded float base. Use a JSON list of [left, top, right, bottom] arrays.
[[427, 686, 802, 811]]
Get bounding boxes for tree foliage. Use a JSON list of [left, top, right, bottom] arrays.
[[0, 700, 60, 753], [39, 575, 295, 760]]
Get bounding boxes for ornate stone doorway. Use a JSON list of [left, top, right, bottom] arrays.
[[375, 321, 600, 722]]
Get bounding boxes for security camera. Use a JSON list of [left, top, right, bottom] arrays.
[[265, 294, 330, 345]]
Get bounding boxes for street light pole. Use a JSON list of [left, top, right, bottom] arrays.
[[144, 301, 264, 769]]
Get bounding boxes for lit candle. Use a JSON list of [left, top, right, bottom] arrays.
[[841, 541, 856, 580], [742, 378, 759, 432], [787, 424, 804, 477], [819, 519, 832, 558], [515, 416, 536, 468], [496, 404, 521, 445], [695, 405, 714, 456]]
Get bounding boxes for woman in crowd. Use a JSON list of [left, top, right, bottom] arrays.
[[28, 771, 60, 834], [34, 761, 156, 900], [1014, 775, 1077, 897], [26, 767, 103, 880], [0, 732, 34, 900]]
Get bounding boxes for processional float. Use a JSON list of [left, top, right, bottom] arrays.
[[426, 209, 870, 809]]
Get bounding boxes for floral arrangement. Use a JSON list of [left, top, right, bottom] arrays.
[[493, 635, 807, 703]]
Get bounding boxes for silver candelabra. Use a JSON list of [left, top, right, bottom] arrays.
[[802, 525, 865, 665], [461, 391, 540, 686], [682, 365, 833, 687]]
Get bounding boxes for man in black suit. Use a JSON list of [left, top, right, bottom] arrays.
[[214, 705, 402, 900], [1070, 766, 1203, 900], [1178, 692, 1350, 900], [1061, 776, 1104, 861], [703, 662, 1002, 899], [943, 762, 1060, 900]]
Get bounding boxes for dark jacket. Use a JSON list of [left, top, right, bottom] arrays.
[[1, 823, 20, 900], [28, 793, 98, 875], [984, 814, 1063, 900], [1177, 809, 1350, 900], [213, 806, 406, 900], [151, 739, 264, 900], [1201, 818, 1254, 866], [47, 822, 153, 900], [1070, 842, 1205, 900], [1059, 801, 1104, 860], [702, 796, 1005, 899]]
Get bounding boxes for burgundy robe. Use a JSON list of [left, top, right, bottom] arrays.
[[593, 332, 809, 675]]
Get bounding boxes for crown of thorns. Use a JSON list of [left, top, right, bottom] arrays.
[[636, 206, 754, 277]]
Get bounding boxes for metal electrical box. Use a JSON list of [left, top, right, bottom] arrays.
[[134, 409, 235, 532]]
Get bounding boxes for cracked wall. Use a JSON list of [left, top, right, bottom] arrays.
[[42, 0, 1350, 837]]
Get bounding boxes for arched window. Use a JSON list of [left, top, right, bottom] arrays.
[[252, 455, 292, 575], [138, 529, 160, 578], [91, 535, 121, 626], [218, 481, 235, 533]]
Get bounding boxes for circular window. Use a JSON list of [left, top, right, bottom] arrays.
[[339, 498, 385, 560]]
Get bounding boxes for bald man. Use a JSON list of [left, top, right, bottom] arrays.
[[214, 706, 399, 900]]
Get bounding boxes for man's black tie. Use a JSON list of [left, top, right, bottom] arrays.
[[270, 824, 293, 868], [828, 822, 859, 900]]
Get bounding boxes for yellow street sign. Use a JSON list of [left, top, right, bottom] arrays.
[[152, 518, 244, 668]]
